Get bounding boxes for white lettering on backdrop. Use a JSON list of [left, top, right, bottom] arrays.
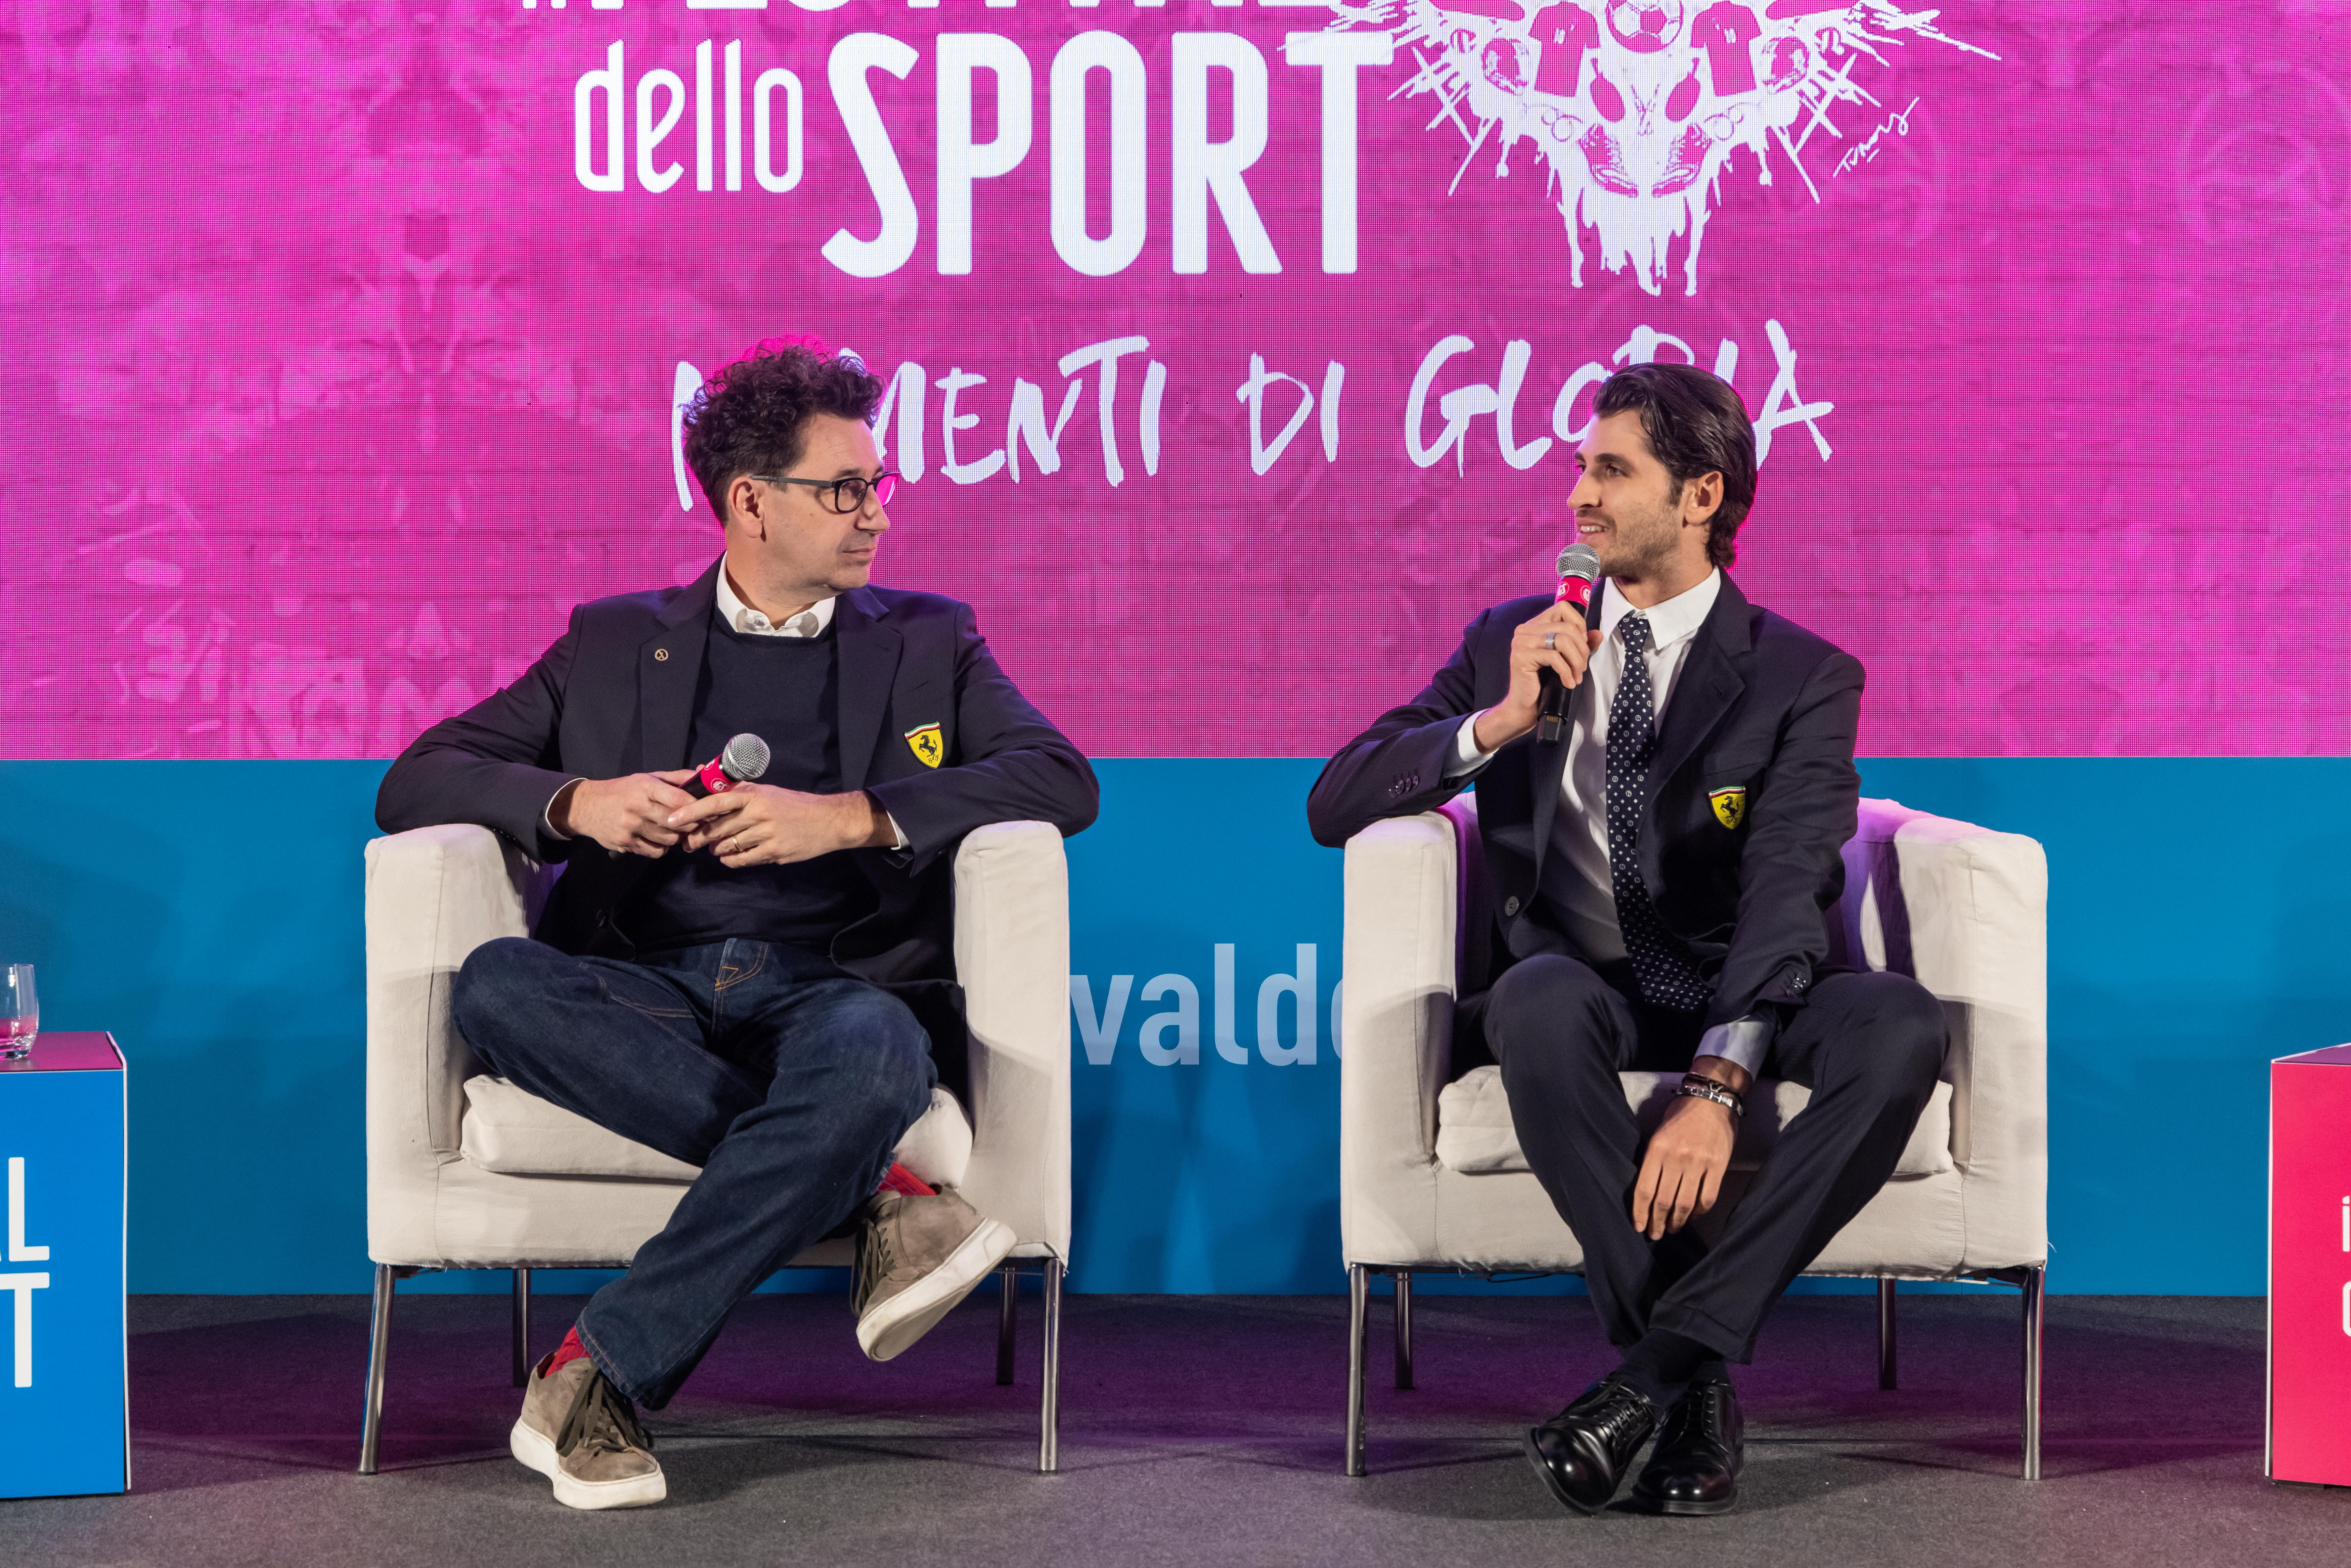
[[572, 30, 1392, 278], [672, 320, 1832, 498], [1071, 949, 1338, 1069]]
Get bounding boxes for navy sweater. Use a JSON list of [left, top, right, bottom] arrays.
[[618, 614, 876, 955]]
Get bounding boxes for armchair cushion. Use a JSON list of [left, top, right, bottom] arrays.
[[459, 1078, 974, 1189], [1433, 1065, 1954, 1179]]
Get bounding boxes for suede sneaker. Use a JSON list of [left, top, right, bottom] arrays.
[[510, 1349, 666, 1510], [854, 1188, 1017, 1361]]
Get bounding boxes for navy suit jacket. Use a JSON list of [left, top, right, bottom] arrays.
[[376, 561, 1098, 1055], [1305, 575, 1863, 1033]]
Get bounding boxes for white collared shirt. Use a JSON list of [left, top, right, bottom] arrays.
[[1448, 569, 1770, 1074], [715, 564, 835, 639]]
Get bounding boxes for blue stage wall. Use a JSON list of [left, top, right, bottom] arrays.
[[0, 758, 2341, 1297]]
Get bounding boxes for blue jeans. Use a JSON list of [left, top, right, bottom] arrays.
[[451, 936, 936, 1408]]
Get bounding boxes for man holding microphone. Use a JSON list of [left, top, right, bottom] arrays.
[[1308, 363, 1945, 1517], [378, 338, 1097, 1510]]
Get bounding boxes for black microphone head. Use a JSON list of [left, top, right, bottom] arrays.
[[720, 732, 771, 782], [1557, 543, 1600, 583]]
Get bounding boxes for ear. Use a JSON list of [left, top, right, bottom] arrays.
[[726, 475, 769, 541], [1681, 470, 1724, 529]]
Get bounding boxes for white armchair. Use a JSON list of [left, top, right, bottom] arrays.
[[360, 820, 1073, 1473], [1339, 796, 2049, 1477]]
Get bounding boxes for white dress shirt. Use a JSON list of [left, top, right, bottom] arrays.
[[1445, 569, 1771, 1076], [714, 565, 834, 639], [544, 565, 907, 850]]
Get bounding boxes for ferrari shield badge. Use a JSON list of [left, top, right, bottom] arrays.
[[1709, 786, 1747, 830], [904, 723, 944, 769]]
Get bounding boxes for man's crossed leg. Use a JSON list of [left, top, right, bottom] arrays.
[[454, 934, 1014, 1509]]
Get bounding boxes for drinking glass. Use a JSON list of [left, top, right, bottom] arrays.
[[1, 965, 35, 1060]]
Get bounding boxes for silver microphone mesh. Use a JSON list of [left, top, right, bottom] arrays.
[[1557, 543, 1600, 581], [721, 732, 771, 781]]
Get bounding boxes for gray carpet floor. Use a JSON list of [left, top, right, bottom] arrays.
[[0, 1290, 2339, 1566]]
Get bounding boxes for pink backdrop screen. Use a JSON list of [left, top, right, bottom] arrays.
[[1, 1, 2345, 760]]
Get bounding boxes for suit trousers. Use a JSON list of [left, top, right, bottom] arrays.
[[1487, 955, 1946, 1363], [452, 935, 936, 1408]]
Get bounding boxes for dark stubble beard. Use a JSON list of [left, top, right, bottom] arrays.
[[1597, 486, 1685, 581]]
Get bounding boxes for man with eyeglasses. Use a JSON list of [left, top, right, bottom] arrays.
[[376, 338, 1098, 1510]]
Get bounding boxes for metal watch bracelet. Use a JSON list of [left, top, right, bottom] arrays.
[[1675, 1073, 1744, 1117]]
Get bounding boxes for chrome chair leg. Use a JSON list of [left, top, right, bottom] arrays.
[[1877, 1276, 1897, 1390], [2021, 1263, 2045, 1481], [1393, 1270, 1414, 1391], [1345, 1263, 1369, 1477], [1037, 1258, 1063, 1474], [360, 1263, 398, 1475], [997, 1263, 1018, 1387], [512, 1267, 533, 1388]]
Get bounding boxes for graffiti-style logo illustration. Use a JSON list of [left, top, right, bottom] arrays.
[[1326, 0, 1994, 295]]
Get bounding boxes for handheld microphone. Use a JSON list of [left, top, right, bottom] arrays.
[[602, 732, 773, 858], [682, 732, 772, 798], [1536, 543, 1601, 744]]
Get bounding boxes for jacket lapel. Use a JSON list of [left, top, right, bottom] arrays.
[[638, 560, 719, 771], [834, 586, 903, 790], [1645, 574, 1752, 796]]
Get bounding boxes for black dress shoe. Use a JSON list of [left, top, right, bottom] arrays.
[[1522, 1379, 1662, 1514], [1630, 1375, 1744, 1516]]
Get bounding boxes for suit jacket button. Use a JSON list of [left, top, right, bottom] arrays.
[[1503, 896, 1520, 917]]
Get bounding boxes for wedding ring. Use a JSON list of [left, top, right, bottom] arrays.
[[1543, 632, 1557, 650], [727, 836, 741, 856]]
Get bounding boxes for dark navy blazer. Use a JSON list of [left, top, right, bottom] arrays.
[[376, 560, 1098, 1026], [1305, 574, 1863, 1032]]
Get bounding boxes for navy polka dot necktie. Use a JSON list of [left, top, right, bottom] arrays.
[[1606, 614, 1711, 1012]]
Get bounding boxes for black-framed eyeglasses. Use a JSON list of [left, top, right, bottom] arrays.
[[751, 470, 900, 514]]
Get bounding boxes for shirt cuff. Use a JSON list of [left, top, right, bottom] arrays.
[[543, 779, 586, 838], [884, 811, 910, 852], [1444, 713, 1497, 780], [1696, 1015, 1773, 1079]]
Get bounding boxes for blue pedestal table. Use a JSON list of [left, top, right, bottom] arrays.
[[0, 1031, 128, 1499]]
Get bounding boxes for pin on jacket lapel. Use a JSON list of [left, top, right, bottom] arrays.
[[639, 561, 719, 772]]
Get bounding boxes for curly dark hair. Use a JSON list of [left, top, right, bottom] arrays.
[[1591, 363, 1758, 569], [680, 337, 887, 523]]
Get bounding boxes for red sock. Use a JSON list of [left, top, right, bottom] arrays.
[[543, 1325, 589, 1377], [875, 1161, 935, 1198]]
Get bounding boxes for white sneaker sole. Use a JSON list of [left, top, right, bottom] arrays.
[[857, 1217, 1019, 1362], [510, 1416, 667, 1510]]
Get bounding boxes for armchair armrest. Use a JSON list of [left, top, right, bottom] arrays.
[[1339, 812, 1458, 1263], [364, 824, 543, 1262], [950, 821, 1072, 1258], [1842, 799, 2049, 1268]]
